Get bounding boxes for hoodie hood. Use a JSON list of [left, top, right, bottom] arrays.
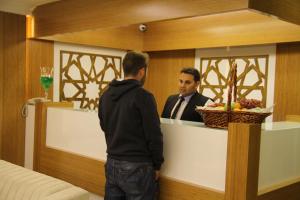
[[109, 79, 141, 101]]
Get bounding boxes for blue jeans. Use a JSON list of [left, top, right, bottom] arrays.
[[104, 158, 158, 200]]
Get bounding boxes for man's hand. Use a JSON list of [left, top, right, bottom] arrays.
[[155, 170, 160, 180]]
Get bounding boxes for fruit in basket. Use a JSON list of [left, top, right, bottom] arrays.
[[234, 102, 241, 109], [207, 102, 225, 107], [217, 106, 225, 110], [239, 98, 262, 109], [223, 102, 235, 111]]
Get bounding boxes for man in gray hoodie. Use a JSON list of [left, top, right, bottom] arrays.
[[98, 51, 164, 200]]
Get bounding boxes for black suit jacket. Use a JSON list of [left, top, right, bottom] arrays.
[[161, 92, 210, 122]]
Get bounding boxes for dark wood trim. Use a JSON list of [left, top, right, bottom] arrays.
[[257, 180, 300, 200]]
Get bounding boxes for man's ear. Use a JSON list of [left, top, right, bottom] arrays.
[[138, 67, 145, 77], [195, 81, 200, 89]]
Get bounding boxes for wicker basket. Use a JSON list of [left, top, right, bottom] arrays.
[[196, 63, 272, 129]]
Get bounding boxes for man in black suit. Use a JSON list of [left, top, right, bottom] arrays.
[[161, 67, 212, 122]]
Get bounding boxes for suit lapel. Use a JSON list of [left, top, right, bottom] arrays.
[[169, 95, 180, 112], [181, 93, 197, 119]]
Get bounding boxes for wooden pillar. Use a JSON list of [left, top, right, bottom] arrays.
[[33, 102, 45, 171], [225, 123, 261, 200], [0, 12, 3, 159]]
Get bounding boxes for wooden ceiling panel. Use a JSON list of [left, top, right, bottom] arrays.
[[143, 10, 300, 51], [41, 24, 143, 50], [30, 0, 300, 51], [32, 0, 248, 37]]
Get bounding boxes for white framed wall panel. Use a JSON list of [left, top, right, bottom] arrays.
[[53, 42, 126, 109], [195, 45, 276, 121]]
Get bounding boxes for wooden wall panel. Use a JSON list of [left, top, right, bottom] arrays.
[[286, 115, 300, 122], [1, 12, 26, 165], [0, 12, 4, 159], [144, 50, 195, 114], [26, 39, 54, 99], [273, 42, 300, 121]]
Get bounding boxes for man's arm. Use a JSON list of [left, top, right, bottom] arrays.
[[98, 96, 105, 132], [137, 91, 164, 171]]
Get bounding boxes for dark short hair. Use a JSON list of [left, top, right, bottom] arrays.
[[122, 51, 149, 76], [180, 67, 200, 82]]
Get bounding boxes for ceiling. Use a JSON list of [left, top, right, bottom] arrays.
[[2, 0, 299, 51], [0, 0, 59, 15]]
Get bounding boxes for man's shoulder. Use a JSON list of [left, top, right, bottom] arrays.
[[135, 87, 149, 94], [135, 87, 154, 99], [194, 92, 210, 99], [167, 94, 178, 100], [191, 92, 212, 105], [100, 87, 110, 99]]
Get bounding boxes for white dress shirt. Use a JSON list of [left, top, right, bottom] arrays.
[[170, 93, 213, 120], [170, 94, 193, 120]]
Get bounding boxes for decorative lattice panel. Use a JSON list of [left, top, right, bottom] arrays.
[[60, 50, 122, 109], [199, 55, 269, 106]]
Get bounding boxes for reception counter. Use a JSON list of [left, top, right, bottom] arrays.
[[45, 107, 227, 191], [25, 103, 300, 200]]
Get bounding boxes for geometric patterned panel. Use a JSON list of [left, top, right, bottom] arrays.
[[60, 50, 122, 110], [200, 55, 268, 106]]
